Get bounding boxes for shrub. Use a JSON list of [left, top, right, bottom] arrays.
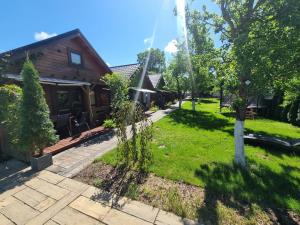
[[103, 73, 129, 111], [115, 102, 153, 172], [103, 119, 116, 129], [0, 84, 22, 149], [19, 60, 58, 156], [149, 102, 159, 112]]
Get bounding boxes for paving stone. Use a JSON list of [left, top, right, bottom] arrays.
[[117, 199, 159, 223], [34, 197, 56, 212], [46, 165, 64, 174], [37, 170, 65, 184], [69, 196, 110, 220], [26, 191, 80, 225], [81, 187, 116, 206], [25, 177, 69, 200], [0, 184, 26, 201], [81, 186, 102, 198], [0, 213, 14, 225], [0, 196, 39, 225], [103, 208, 152, 225], [52, 206, 103, 225], [44, 220, 60, 225], [57, 178, 89, 193], [155, 210, 200, 225], [13, 187, 47, 207]]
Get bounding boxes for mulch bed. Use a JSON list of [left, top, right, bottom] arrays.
[[74, 162, 300, 225]]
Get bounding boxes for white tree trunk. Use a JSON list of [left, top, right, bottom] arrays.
[[192, 100, 196, 111], [179, 99, 182, 109], [234, 120, 246, 167]]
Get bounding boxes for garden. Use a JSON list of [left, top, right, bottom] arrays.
[[75, 99, 300, 224]]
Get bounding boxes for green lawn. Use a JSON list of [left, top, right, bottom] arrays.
[[100, 99, 300, 214]]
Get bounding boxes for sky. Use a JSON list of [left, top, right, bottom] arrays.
[[0, 0, 220, 67]]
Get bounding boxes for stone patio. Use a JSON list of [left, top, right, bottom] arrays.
[[0, 160, 200, 225]]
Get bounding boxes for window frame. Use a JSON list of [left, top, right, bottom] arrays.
[[68, 48, 84, 67]]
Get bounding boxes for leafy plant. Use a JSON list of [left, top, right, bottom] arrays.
[[115, 102, 153, 172], [0, 84, 22, 147], [19, 60, 58, 156], [103, 119, 116, 129], [103, 72, 129, 112]]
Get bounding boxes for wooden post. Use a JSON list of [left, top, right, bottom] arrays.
[[81, 85, 94, 125]]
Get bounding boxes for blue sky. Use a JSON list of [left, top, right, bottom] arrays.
[[0, 0, 219, 66]]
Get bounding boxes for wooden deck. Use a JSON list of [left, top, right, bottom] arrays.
[[43, 126, 109, 155]]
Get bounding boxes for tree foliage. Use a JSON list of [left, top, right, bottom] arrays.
[[188, 0, 300, 166], [137, 48, 166, 73], [115, 102, 153, 172], [0, 84, 22, 147], [19, 61, 57, 156], [104, 72, 129, 111]]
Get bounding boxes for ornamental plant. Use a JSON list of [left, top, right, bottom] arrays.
[[0, 84, 22, 147], [19, 60, 57, 156]]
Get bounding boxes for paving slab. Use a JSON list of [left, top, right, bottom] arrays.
[[25, 177, 69, 200], [0, 213, 15, 225], [13, 187, 47, 208], [103, 208, 152, 225], [57, 178, 89, 193], [34, 197, 56, 212], [37, 170, 65, 184], [43, 220, 60, 225], [0, 184, 26, 201], [0, 196, 39, 225], [117, 199, 159, 223], [26, 191, 80, 225], [52, 206, 103, 225], [155, 209, 200, 225], [69, 196, 110, 220]]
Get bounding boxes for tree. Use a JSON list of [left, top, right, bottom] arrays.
[[192, 0, 300, 167], [103, 72, 129, 112], [137, 48, 166, 73], [167, 44, 190, 109], [19, 60, 57, 156]]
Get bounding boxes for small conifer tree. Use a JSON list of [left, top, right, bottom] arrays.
[[19, 60, 57, 156]]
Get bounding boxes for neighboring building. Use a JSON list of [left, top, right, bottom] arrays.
[[0, 29, 111, 127], [110, 63, 156, 109], [148, 74, 165, 90]]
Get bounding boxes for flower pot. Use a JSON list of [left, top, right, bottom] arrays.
[[30, 153, 53, 171]]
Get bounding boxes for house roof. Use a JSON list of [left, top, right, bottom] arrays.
[[0, 29, 111, 74], [110, 63, 140, 79], [148, 74, 162, 88], [3, 73, 91, 86]]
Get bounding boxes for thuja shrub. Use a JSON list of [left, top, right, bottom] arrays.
[[19, 60, 58, 156], [114, 102, 153, 172]]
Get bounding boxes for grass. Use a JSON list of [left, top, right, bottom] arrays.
[[97, 98, 300, 222]]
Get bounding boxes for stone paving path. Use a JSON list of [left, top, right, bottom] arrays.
[[0, 159, 200, 225], [46, 104, 181, 178]]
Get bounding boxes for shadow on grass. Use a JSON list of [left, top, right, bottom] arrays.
[[195, 160, 300, 225], [169, 109, 233, 131]]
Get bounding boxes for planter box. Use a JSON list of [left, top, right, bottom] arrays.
[[30, 153, 53, 171]]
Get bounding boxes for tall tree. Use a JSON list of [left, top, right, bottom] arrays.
[[19, 60, 57, 156], [137, 48, 166, 73], [192, 0, 300, 167], [167, 44, 190, 108]]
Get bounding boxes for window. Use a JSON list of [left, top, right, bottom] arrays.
[[70, 51, 82, 65]]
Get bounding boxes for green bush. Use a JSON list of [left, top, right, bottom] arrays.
[[103, 119, 116, 129], [0, 84, 22, 149], [19, 60, 58, 156]]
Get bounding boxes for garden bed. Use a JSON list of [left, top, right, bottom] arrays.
[[74, 161, 300, 225]]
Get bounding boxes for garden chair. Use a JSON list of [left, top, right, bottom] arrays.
[[74, 111, 90, 132], [55, 113, 72, 136]]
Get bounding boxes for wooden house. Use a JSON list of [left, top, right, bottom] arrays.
[[0, 29, 112, 129]]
